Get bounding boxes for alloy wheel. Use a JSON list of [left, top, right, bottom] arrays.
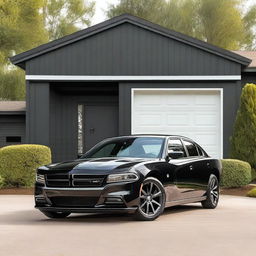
[[139, 181, 163, 217], [210, 178, 219, 205]]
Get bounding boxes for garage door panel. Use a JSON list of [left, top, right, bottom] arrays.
[[132, 90, 222, 158]]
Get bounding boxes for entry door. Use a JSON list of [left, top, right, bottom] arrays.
[[83, 105, 118, 151]]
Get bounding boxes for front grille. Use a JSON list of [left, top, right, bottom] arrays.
[[72, 174, 105, 187], [50, 196, 98, 207], [46, 174, 70, 187], [45, 173, 106, 188]]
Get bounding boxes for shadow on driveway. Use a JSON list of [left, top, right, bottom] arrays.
[[0, 204, 203, 226]]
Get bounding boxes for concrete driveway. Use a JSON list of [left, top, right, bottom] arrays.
[[0, 195, 255, 256]]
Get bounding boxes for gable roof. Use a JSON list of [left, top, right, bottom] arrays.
[[11, 14, 251, 69]]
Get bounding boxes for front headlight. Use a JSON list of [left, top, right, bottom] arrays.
[[36, 174, 45, 184], [106, 173, 139, 183]]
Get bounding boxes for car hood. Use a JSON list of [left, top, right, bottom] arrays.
[[39, 157, 155, 175]]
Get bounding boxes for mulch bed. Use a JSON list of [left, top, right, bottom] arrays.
[[220, 185, 256, 197], [0, 188, 34, 195]]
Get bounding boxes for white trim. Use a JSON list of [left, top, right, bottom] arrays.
[[25, 75, 241, 81], [131, 88, 223, 159]]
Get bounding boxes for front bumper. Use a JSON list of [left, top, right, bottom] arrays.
[[35, 181, 141, 213]]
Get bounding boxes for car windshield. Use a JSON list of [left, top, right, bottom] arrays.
[[83, 137, 165, 159]]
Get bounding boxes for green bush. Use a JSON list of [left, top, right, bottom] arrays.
[[0, 144, 51, 188], [230, 83, 256, 168], [247, 188, 256, 198], [251, 168, 256, 182], [0, 175, 4, 189], [221, 159, 251, 188]]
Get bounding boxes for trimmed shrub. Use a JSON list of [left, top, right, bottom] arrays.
[[0, 144, 51, 188], [0, 175, 4, 189], [230, 83, 256, 168], [221, 159, 251, 188], [247, 188, 256, 198], [251, 168, 256, 182]]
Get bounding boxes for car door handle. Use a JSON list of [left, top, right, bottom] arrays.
[[189, 165, 193, 171]]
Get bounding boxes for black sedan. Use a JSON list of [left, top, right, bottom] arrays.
[[35, 135, 221, 221]]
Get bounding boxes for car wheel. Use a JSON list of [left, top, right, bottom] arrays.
[[134, 177, 166, 221], [40, 210, 71, 219], [201, 174, 219, 209]]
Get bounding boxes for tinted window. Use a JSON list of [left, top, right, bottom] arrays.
[[168, 139, 186, 155], [183, 140, 199, 157], [197, 146, 204, 156], [84, 137, 164, 159]]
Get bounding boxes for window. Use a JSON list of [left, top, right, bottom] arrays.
[[168, 139, 186, 155], [6, 136, 21, 143], [84, 137, 165, 159], [183, 140, 198, 157], [197, 146, 205, 156], [90, 144, 116, 158]]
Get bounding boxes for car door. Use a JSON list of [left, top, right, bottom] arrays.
[[180, 139, 207, 198], [167, 138, 195, 200]]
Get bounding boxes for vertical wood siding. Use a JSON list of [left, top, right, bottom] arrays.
[[26, 23, 241, 76]]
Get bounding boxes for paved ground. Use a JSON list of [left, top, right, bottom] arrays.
[[0, 195, 255, 256]]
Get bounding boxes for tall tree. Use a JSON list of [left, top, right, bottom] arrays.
[[0, 0, 48, 100], [107, 0, 166, 25], [107, 0, 256, 50], [230, 83, 256, 168], [43, 0, 95, 41]]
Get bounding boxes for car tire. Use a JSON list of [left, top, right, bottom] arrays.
[[40, 210, 71, 219], [134, 177, 166, 221], [201, 174, 219, 209]]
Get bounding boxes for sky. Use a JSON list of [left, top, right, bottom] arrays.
[[91, 0, 119, 25], [91, 0, 256, 25]]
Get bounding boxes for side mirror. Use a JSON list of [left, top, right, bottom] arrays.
[[168, 151, 184, 159], [77, 153, 83, 158]]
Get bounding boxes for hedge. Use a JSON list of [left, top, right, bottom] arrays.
[[247, 188, 256, 198], [221, 159, 251, 188], [0, 175, 4, 189], [0, 144, 51, 188], [251, 168, 256, 182]]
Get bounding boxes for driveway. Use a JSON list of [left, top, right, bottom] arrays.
[[0, 195, 255, 256]]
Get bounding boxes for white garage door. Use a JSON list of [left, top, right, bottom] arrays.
[[132, 89, 222, 158]]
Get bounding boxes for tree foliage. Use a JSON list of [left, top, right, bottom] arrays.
[[230, 84, 256, 168], [0, 0, 95, 100], [107, 0, 256, 50], [43, 0, 95, 41]]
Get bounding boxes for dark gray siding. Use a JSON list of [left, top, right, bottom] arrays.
[[50, 84, 118, 162], [119, 81, 241, 158], [241, 72, 256, 86], [0, 115, 26, 147], [26, 23, 241, 76], [26, 82, 50, 145]]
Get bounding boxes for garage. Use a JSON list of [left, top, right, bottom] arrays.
[[132, 89, 222, 158], [10, 14, 251, 161]]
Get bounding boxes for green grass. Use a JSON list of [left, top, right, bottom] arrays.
[[247, 188, 256, 198]]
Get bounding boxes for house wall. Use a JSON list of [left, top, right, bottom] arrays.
[[49, 83, 118, 161], [241, 72, 256, 85], [23, 22, 245, 161], [119, 81, 241, 158], [25, 23, 241, 76], [0, 115, 26, 147]]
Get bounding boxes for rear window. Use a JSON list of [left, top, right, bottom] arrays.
[[183, 140, 198, 157]]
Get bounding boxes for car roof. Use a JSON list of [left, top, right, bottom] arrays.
[[109, 134, 193, 140]]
